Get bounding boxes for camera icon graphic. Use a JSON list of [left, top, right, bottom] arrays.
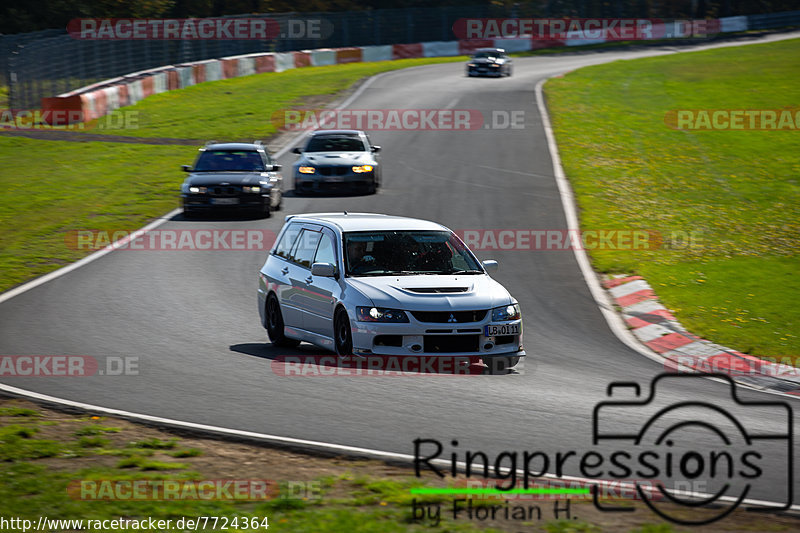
[[591, 373, 793, 525]]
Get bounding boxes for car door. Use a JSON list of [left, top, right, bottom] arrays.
[[267, 222, 303, 328], [286, 227, 322, 331], [302, 227, 342, 338]]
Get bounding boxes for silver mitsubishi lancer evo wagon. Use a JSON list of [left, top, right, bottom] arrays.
[[257, 213, 525, 371]]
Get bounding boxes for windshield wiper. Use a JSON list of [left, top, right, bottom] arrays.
[[444, 269, 483, 275]]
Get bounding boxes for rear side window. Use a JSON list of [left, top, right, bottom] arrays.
[[273, 223, 300, 259], [291, 230, 322, 268]]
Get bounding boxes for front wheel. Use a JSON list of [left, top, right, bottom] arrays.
[[266, 295, 299, 347], [334, 307, 353, 356]]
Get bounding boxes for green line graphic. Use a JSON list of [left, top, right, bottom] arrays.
[[410, 487, 590, 495]]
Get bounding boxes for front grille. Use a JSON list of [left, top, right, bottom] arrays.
[[406, 287, 469, 293], [424, 335, 479, 353], [318, 166, 349, 176], [410, 310, 487, 323], [210, 186, 240, 196]]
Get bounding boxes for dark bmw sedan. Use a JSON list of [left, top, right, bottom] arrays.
[[466, 48, 513, 77], [292, 130, 381, 195], [181, 141, 283, 218]]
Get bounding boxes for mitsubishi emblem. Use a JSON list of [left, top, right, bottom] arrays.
[[447, 314, 457, 323]]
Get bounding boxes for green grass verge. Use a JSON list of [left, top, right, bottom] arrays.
[[0, 137, 196, 292], [545, 38, 800, 357], [88, 57, 465, 140]]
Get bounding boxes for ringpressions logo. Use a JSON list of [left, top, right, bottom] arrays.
[[413, 374, 793, 525]]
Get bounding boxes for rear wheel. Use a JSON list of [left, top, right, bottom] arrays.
[[261, 200, 271, 218], [266, 294, 299, 347], [334, 307, 353, 356]]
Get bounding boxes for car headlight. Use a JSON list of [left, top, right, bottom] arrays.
[[352, 165, 374, 173], [188, 186, 207, 194], [491, 63, 500, 67], [299, 166, 315, 174], [356, 307, 409, 323], [492, 303, 521, 321], [468, 63, 476, 67], [242, 186, 261, 193]]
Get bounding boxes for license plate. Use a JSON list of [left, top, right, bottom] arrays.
[[484, 324, 520, 336], [211, 198, 239, 205]]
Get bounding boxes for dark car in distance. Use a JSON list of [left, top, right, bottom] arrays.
[[292, 130, 381, 195], [466, 48, 513, 77], [181, 141, 283, 218]]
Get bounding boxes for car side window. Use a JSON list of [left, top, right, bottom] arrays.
[[291, 230, 322, 268], [274, 224, 300, 259], [314, 233, 336, 267]]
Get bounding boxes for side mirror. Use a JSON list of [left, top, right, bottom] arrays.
[[311, 262, 336, 277], [182, 165, 192, 172], [270, 164, 282, 172], [371, 145, 381, 152], [482, 260, 498, 273], [292, 147, 302, 154]]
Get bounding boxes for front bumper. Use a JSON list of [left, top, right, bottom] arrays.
[[294, 172, 375, 193], [350, 314, 524, 358], [467, 65, 503, 77], [182, 192, 269, 210]]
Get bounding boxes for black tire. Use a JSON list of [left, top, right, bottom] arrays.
[[366, 178, 377, 195], [334, 307, 353, 356], [183, 207, 195, 219], [261, 200, 271, 219], [266, 294, 300, 347]]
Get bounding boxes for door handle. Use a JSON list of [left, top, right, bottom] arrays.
[[305, 276, 314, 283], [281, 267, 289, 275]]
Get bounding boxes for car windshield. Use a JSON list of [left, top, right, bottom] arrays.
[[305, 135, 366, 152], [344, 231, 483, 276], [473, 51, 500, 59], [194, 150, 265, 171]]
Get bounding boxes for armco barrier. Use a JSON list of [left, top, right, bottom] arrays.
[[422, 41, 459, 57], [362, 45, 392, 62], [310, 49, 337, 66], [274, 52, 294, 72], [39, 15, 769, 126], [335, 47, 363, 64], [293, 51, 312, 68], [457, 39, 494, 55], [392, 43, 424, 59]]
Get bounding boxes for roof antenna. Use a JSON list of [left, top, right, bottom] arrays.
[[344, 211, 348, 215]]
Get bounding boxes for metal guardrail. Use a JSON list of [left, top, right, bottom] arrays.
[[3, 7, 800, 109]]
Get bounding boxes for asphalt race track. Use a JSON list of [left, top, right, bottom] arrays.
[[1, 34, 798, 513]]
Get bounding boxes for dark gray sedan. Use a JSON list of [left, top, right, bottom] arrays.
[[292, 130, 381, 195], [181, 141, 283, 218], [466, 48, 513, 77]]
